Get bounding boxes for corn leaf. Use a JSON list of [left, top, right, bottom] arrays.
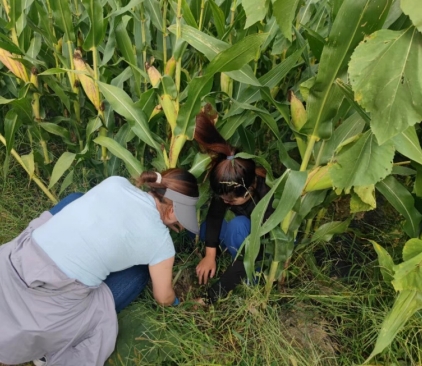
[[48, 152, 76, 189], [376, 175, 422, 238], [94, 136, 143, 177]]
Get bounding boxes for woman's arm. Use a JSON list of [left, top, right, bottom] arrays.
[[148, 256, 177, 306]]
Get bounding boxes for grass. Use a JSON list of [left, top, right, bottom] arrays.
[[2, 159, 422, 366]]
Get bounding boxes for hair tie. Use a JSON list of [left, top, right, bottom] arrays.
[[156, 172, 162, 183], [226, 155, 235, 160]]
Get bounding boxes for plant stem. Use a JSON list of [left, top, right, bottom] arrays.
[[0, 133, 57, 203], [175, 0, 183, 96], [141, 4, 148, 92], [300, 135, 318, 171], [198, 0, 206, 31], [162, 0, 168, 69], [229, 0, 237, 44], [264, 260, 279, 300]]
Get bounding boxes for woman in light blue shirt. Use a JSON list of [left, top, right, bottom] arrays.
[[0, 169, 199, 366]]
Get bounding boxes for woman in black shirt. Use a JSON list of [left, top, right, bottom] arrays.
[[194, 112, 274, 304]]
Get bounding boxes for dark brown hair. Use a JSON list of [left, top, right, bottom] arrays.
[[136, 168, 199, 203], [194, 112, 257, 198]]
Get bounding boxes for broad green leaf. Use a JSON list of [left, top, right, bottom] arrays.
[[311, 219, 351, 243], [270, 227, 294, 264], [242, 0, 268, 29], [235, 152, 274, 182], [289, 190, 327, 232], [176, 33, 267, 139], [50, 0, 75, 42], [273, 0, 300, 42], [107, 123, 135, 176], [115, 17, 141, 95], [219, 111, 256, 140], [304, 0, 392, 140], [12, 98, 33, 125], [329, 130, 395, 189], [3, 111, 20, 179], [105, 0, 144, 18], [181, 0, 198, 29], [144, 0, 163, 31], [401, 0, 422, 32], [370, 239, 394, 284], [403, 238, 422, 262], [366, 290, 422, 362], [335, 79, 371, 124], [349, 27, 422, 144], [318, 112, 366, 165], [392, 126, 422, 165], [9, 0, 23, 28], [208, 0, 225, 38], [168, 24, 261, 86], [97, 81, 161, 152], [244, 171, 289, 279], [82, 0, 104, 50], [376, 175, 422, 238], [94, 136, 143, 177], [392, 251, 422, 292], [260, 170, 307, 235], [39, 122, 72, 144], [189, 153, 211, 178], [49, 152, 76, 189]]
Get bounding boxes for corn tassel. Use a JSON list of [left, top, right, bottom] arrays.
[[73, 49, 101, 111], [0, 48, 29, 82]]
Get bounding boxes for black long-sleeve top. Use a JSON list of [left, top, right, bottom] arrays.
[[204, 176, 275, 303]]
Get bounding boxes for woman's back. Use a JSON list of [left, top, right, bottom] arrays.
[[32, 176, 175, 286]]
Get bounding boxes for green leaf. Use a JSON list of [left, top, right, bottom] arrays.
[[393, 251, 422, 292], [181, 0, 198, 29], [329, 130, 395, 189], [49, 152, 76, 189], [59, 170, 74, 196], [242, 0, 268, 29], [349, 27, 422, 144], [39, 122, 72, 144], [50, 0, 75, 42], [304, 0, 392, 140], [115, 17, 141, 95], [97, 81, 161, 152], [208, 0, 225, 38], [273, 0, 300, 42], [260, 170, 307, 235], [376, 175, 422, 238], [168, 24, 261, 86], [366, 290, 422, 362], [311, 219, 351, 243], [318, 112, 366, 165], [176, 33, 267, 139], [81, 0, 104, 50], [392, 126, 422, 165], [189, 153, 211, 178], [403, 238, 422, 262], [21, 151, 35, 179], [144, 0, 163, 31], [401, 0, 422, 32], [370, 239, 394, 284], [94, 136, 143, 177]]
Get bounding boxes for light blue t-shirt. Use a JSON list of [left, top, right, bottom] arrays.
[[32, 176, 175, 286]]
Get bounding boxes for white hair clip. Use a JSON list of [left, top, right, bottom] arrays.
[[156, 172, 162, 183]]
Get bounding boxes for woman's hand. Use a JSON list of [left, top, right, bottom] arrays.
[[196, 248, 217, 284]]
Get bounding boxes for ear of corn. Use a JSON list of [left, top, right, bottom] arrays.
[[73, 49, 101, 111], [0, 48, 29, 82], [304, 164, 333, 192], [290, 92, 307, 131], [146, 64, 162, 88], [220, 72, 233, 97], [164, 57, 176, 78], [160, 94, 178, 132]]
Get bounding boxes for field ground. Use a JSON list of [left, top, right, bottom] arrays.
[[1, 161, 421, 365]]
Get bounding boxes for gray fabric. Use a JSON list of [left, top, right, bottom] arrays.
[[0, 212, 118, 366], [164, 188, 199, 234]]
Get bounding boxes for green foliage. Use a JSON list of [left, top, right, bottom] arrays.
[[2, 0, 422, 360]]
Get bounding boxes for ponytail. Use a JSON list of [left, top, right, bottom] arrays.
[[136, 169, 199, 202], [194, 112, 257, 198]]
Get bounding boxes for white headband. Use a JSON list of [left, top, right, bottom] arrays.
[[156, 172, 162, 184]]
